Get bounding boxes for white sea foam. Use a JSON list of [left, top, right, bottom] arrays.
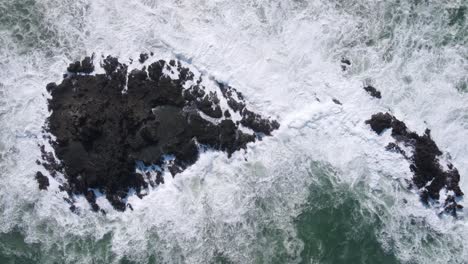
[[0, 0, 466, 263]]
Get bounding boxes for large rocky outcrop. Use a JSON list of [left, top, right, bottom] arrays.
[[37, 55, 279, 212]]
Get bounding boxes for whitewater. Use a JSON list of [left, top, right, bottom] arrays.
[[0, 0, 467, 263]]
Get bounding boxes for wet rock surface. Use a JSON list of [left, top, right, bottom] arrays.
[[340, 58, 351, 71], [366, 112, 463, 216], [363, 85, 382, 99], [35, 171, 49, 190], [38, 55, 279, 212]]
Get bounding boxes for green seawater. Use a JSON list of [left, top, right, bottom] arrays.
[[0, 168, 400, 264], [295, 168, 398, 264]]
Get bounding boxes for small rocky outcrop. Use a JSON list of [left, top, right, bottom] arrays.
[[363, 85, 382, 99], [340, 58, 351, 71], [332, 98, 342, 105], [35, 171, 49, 190], [38, 55, 279, 212], [366, 112, 463, 216]]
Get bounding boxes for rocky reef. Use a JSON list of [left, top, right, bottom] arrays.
[[37, 54, 279, 212], [366, 112, 463, 216]]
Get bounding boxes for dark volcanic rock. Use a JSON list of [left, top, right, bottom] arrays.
[[139, 53, 149, 63], [67, 56, 94, 74], [366, 112, 463, 216], [366, 112, 392, 134], [35, 172, 49, 190], [363, 85, 382, 99], [240, 109, 279, 135], [332, 98, 342, 105], [340, 58, 351, 71], [40, 55, 279, 211]]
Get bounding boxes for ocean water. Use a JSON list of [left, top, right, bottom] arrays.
[[0, 0, 467, 263]]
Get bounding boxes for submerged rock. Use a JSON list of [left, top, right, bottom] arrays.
[[332, 98, 342, 105], [40, 55, 279, 211], [340, 58, 351, 71], [366, 112, 463, 216]]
